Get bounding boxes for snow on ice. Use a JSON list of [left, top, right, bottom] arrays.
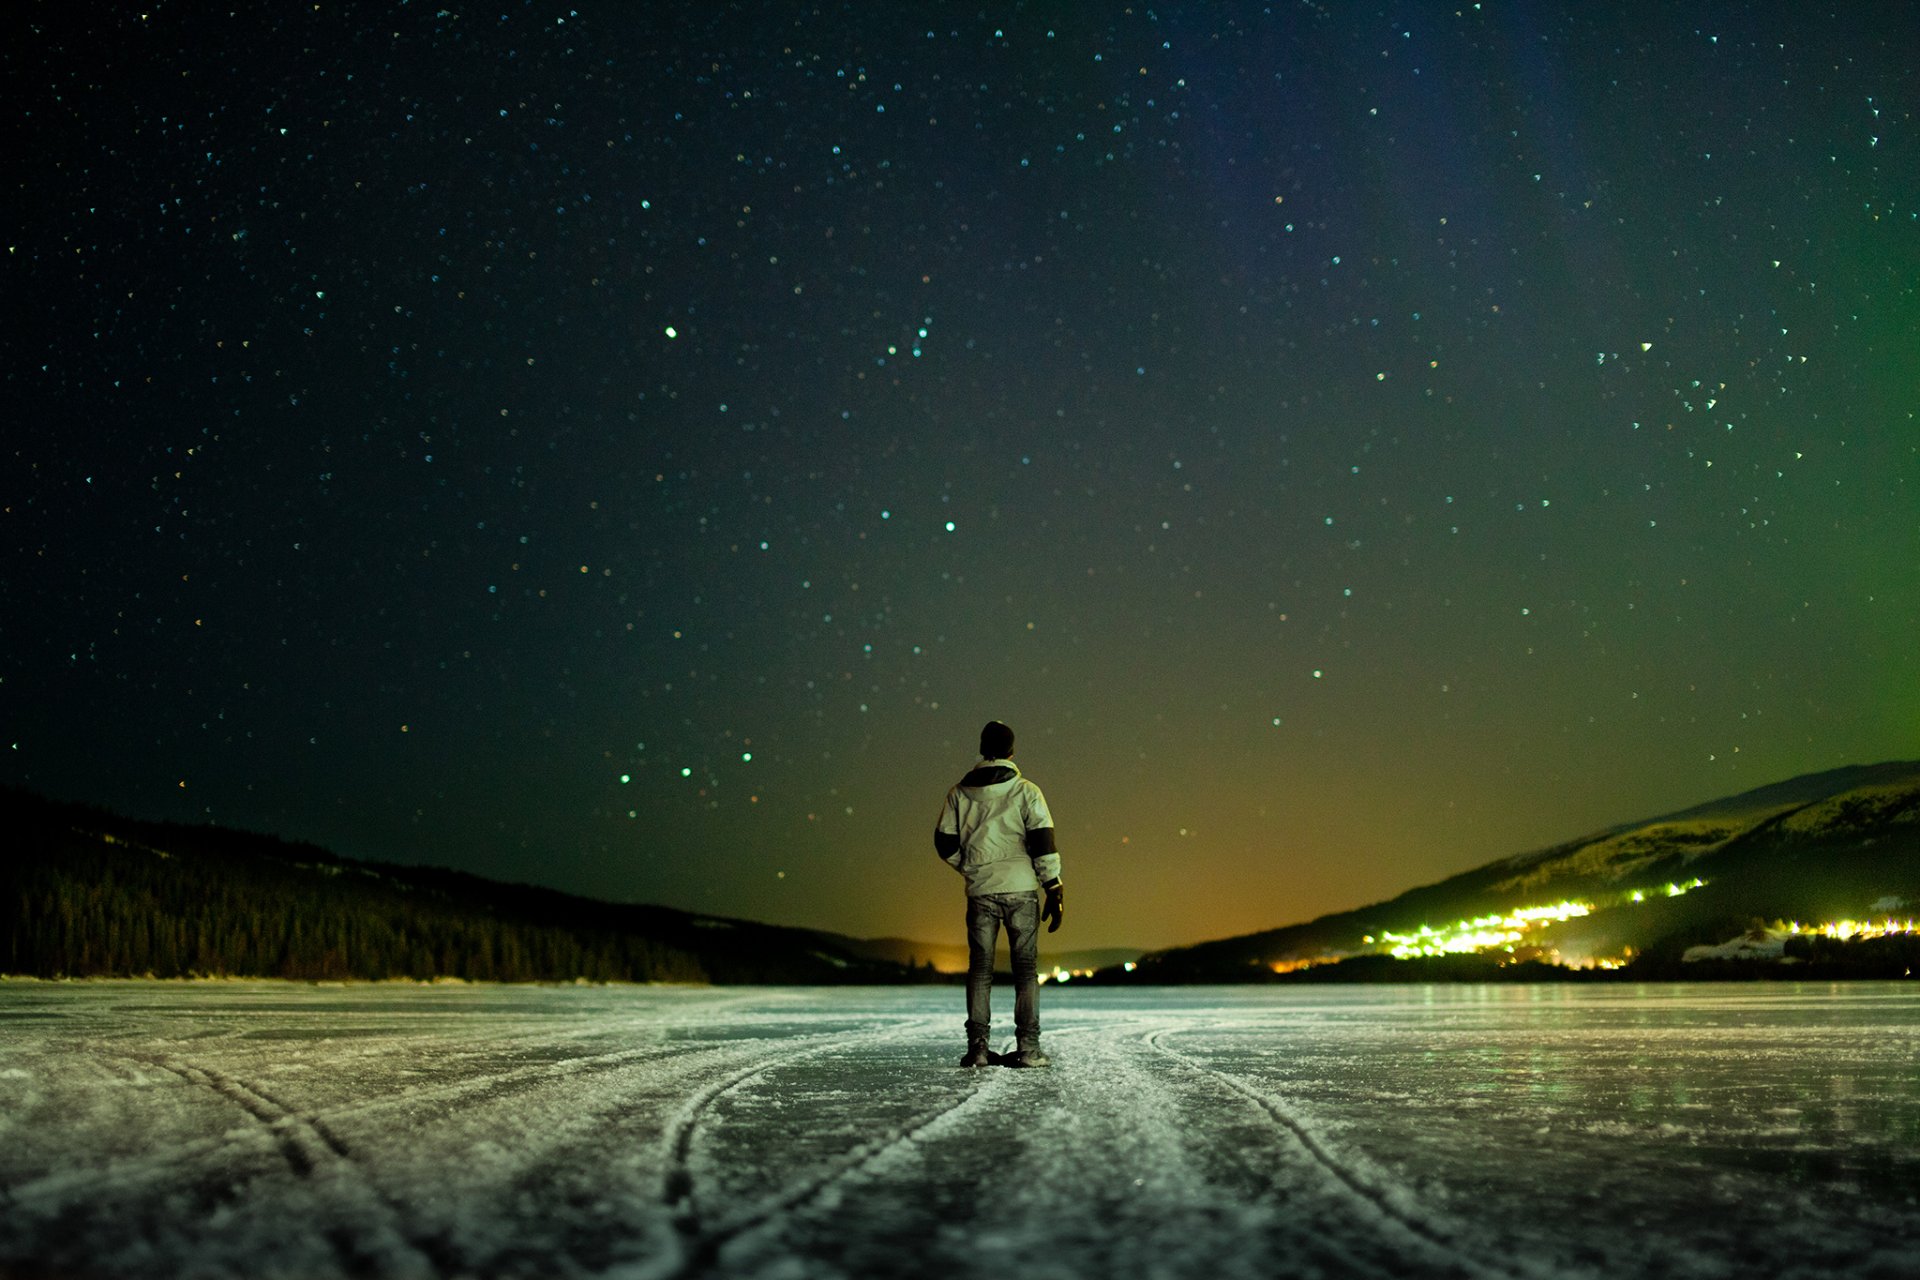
[[1, 981, 1917, 1279]]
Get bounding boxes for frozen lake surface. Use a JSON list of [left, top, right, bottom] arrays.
[[2, 982, 1916, 1279]]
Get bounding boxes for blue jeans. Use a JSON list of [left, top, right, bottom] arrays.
[[965, 892, 1040, 1049]]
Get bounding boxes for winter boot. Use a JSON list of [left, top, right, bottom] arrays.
[[958, 1039, 992, 1068], [1002, 1044, 1051, 1069]]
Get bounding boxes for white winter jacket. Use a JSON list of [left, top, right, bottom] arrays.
[[934, 758, 1061, 897]]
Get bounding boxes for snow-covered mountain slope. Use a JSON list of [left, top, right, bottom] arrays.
[[1130, 761, 1920, 979]]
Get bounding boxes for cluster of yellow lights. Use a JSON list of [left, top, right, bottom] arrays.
[[1330, 877, 1911, 968], [1787, 917, 1919, 940], [1249, 878, 1914, 973], [1370, 901, 1593, 960], [1368, 880, 1713, 960], [1038, 966, 1101, 985], [1627, 878, 1707, 902]]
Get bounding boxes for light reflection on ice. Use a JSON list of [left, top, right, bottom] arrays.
[[0, 981, 1915, 1279]]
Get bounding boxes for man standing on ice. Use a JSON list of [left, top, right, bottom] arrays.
[[934, 720, 1064, 1068]]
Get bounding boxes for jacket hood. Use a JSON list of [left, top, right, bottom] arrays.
[[959, 758, 1020, 788]]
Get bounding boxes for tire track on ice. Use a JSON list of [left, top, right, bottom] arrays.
[[137, 1056, 352, 1173], [78, 1019, 925, 1280], [647, 1016, 1020, 1280], [24, 1034, 712, 1210], [1145, 1025, 1522, 1280], [141, 1024, 834, 1138], [120, 1052, 452, 1280], [304, 1015, 896, 1134], [316, 1037, 713, 1126]]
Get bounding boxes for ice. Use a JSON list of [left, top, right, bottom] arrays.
[[2, 982, 1917, 1279]]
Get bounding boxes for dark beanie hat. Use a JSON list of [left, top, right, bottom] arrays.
[[980, 720, 1015, 759]]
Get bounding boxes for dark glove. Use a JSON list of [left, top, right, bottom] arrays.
[[1042, 881, 1064, 933]]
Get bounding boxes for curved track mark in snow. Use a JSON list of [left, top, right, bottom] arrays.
[[1144, 1027, 1519, 1280], [124, 1053, 448, 1280], [32, 1039, 705, 1207], [658, 1017, 942, 1217], [132, 1056, 352, 1176], [311, 1019, 902, 1138], [315, 1039, 716, 1128], [653, 1017, 1000, 1279]]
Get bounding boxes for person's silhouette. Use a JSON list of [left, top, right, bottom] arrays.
[[934, 720, 1064, 1068]]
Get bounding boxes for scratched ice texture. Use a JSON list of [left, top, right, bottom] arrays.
[[1, 982, 1916, 1279]]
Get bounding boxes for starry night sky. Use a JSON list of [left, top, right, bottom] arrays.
[[7, 3, 1916, 951]]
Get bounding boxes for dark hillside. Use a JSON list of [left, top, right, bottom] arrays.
[[0, 789, 929, 984]]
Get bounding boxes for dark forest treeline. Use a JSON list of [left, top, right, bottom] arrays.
[[1, 790, 931, 984]]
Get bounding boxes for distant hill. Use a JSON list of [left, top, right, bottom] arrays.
[[0, 789, 937, 984], [1120, 762, 1920, 982], [839, 936, 1144, 976]]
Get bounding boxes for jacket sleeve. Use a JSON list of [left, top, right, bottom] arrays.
[[934, 829, 962, 864], [933, 790, 963, 867], [1023, 784, 1061, 886]]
